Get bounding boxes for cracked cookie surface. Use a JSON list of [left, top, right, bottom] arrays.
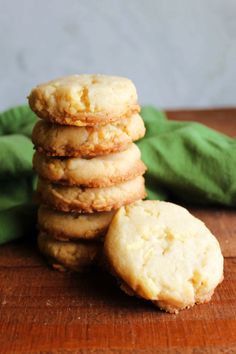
[[28, 74, 140, 126], [104, 200, 224, 313]]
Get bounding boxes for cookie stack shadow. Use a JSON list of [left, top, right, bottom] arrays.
[[29, 74, 147, 272]]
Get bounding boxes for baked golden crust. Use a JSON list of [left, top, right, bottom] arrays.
[[32, 113, 145, 157], [38, 232, 102, 272], [38, 205, 114, 241], [31, 106, 140, 126], [28, 74, 140, 126], [33, 144, 147, 187], [36, 176, 146, 213], [104, 200, 224, 313]]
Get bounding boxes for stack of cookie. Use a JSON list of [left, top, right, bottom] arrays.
[[29, 74, 146, 272]]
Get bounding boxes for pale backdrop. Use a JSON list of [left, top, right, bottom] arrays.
[[0, 0, 235, 110]]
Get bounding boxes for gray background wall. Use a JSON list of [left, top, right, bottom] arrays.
[[0, 0, 235, 110]]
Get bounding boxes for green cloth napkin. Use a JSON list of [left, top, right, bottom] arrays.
[[0, 105, 235, 245], [0, 106, 37, 244], [138, 107, 236, 205]]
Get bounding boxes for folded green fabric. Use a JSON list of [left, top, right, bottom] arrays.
[[138, 107, 236, 205], [0, 105, 235, 245], [0, 106, 37, 244]]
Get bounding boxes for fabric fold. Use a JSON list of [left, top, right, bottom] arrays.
[[138, 106, 236, 205]]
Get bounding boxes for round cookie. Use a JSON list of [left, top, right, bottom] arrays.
[[38, 232, 101, 272], [104, 200, 224, 313], [28, 74, 140, 126], [37, 176, 146, 213], [33, 144, 147, 187], [38, 205, 114, 241], [32, 113, 145, 157]]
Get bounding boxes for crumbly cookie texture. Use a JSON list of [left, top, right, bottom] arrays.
[[32, 113, 145, 157], [33, 143, 146, 187], [38, 232, 102, 272], [37, 176, 146, 213], [38, 205, 114, 241], [28, 74, 140, 126], [104, 200, 224, 313]]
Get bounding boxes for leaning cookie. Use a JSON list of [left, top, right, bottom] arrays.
[[38, 205, 114, 241], [37, 176, 146, 213], [104, 200, 224, 314], [32, 113, 145, 157], [28, 74, 140, 126], [33, 144, 146, 187], [38, 232, 102, 272]]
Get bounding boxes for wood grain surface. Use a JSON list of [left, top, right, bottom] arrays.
[[0, 109, 236, 354]]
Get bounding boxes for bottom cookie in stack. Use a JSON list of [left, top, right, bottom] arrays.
[[37, 206, 115, 272], [38, 232, 102, 272]]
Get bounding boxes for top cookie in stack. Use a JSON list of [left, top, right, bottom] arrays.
[[30, 75, 145, 157], [29, 74, 140, 126], [29, 74, 147, 272]]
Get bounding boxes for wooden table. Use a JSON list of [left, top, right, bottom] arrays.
[[1, 109, 236, 353]]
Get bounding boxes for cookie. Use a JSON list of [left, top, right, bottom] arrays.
[[28, 74, 140, 126], [32, 113, 145, 157], [33, 144, 146, 187], [38, 205, 114, 241], [38, 232, 101, 272], [37, 176, 146, 213], [104, 200, 224, 313]]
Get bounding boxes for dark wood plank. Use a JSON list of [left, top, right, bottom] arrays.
[[166, 108, 236, 137], [0, 241, 235, 353], [1, 109, 236, 353]]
